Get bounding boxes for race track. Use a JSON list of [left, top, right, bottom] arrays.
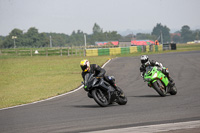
[[0, 51, 200, 133]]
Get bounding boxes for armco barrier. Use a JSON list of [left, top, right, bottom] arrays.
[[155, 45, 162, 52], [109, 48, 121, 55], [152, 45, 155, 52], [86, 45, 163, 56], [130, 46, 137, 53], [137, 46, 142, 52], [146, 45, 150, 52], [86, 49, 98, 56], [158, 45, 163, 51], [121, 47, 130, 54], [98, 48, 110, 56]]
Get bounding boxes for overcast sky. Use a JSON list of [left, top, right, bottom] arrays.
[[0, 0, 200, 36]]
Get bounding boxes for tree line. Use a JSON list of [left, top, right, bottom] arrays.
[[0, 23, 199, 48]]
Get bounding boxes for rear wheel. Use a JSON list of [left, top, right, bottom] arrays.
[[92, 89, 109, 107], [152, 80, 166, 97]]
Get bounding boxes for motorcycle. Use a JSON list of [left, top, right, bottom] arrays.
[[143, 66, 177, 97], [83, 73, 127, 107]]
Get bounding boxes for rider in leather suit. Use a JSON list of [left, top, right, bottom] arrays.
[[80, 59, 122, 97], [140, 55, 175, 87]]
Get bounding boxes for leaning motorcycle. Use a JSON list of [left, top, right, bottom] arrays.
[[83, 73, 127, 107], [143, 66, 177, 97]]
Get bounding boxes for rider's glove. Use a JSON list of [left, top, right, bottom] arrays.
[[141, 73, 144, 78], [159, 63, 163, 68]]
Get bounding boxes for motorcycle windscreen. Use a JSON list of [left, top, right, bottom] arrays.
[[84, 73, 94, 86], [145, 66, 153, 74]]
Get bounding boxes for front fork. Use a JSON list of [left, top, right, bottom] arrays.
[[151, 79, 170, 93]]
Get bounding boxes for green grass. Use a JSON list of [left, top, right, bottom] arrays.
[[0, 56, 111, 109], [0, 43, 200, 109]]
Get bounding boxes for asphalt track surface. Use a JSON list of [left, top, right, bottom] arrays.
[[0, 51, 200, 133]]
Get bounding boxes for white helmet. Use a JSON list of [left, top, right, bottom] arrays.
[[141, 55, 149, 65]]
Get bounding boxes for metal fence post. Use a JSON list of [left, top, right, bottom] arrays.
[[31, 49, 32, 57], [71, 46, 73, 56], [46, 49, 48, 56], [68, 47, 70, 56]]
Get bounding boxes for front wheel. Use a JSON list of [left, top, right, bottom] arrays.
[[91, 89, 109, 107], [116, 87, 127, 105], [152, 80, 166, 97], [117, 94, 127, 105], [170, 85, 177, 95]]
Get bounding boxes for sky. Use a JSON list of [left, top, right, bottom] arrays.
[[0, 0, 200, 36]]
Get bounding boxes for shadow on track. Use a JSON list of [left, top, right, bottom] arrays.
[[72, 104, 118, 108], [72, 105, 100, 108], [131, 95, 161, 98]]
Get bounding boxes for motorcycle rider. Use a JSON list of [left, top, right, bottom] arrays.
[[80, 59, 123, 98], [140, 55, 175, 87]]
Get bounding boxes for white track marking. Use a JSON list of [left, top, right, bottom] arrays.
[[0, 59, 112, 111], [84, 120, 200, 133]]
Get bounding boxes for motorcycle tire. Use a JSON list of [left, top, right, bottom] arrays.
[[116, 88, 127, 105], [91, 89, 109, 107], [169, 85, 177, 95], [152, 80, 166, 97], [117, 94, 127, 105]]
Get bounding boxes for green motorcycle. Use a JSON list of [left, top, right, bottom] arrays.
[[144, 66, 177, 97]]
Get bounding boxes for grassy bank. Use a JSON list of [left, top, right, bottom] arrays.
[[0, 56, 111, 109]]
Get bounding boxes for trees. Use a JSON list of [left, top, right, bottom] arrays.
[[1, 23, 200, 48], [69, 30, 85, 46], [180, 25, 193, 43], [2, 28, 23, 48], [136, 33, 156, 40], [0, 36, 4, 48], [172, 34, 181, 43], [1, 27, 49, 48], [193, 30, 200, 41], [93, 23, 103, 34], [45, 33, 70, 47], [24, 27, 40, 47], [90, 23, 122, 45], [152, 23, 170, 43]]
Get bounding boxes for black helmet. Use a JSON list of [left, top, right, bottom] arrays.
[[140, 55, 149, 65]]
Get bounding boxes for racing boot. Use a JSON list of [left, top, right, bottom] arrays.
[[115, 86, 124, 97], [163, 69, 175, 87], [112, 83, 124, 96], [168, 77, 175, 87], [108, 76, 123, 96]]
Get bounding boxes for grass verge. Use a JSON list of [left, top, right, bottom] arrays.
[[0, 56, 111, 109]]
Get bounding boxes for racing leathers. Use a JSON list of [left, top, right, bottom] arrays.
[[81, 64, 121, 97], [140, 60, 175, 87]]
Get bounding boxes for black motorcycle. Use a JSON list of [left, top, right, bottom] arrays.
[[83, 73, 127, 107]]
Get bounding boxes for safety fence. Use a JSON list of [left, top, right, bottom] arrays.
[[0, 47, 85, 57], [0, 45, 163, 57], [86, 45, 163, 56]]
